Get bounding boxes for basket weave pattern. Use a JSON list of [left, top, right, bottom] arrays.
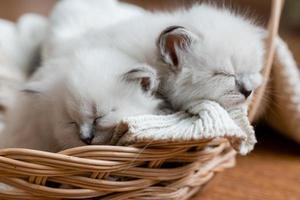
[[0, 140, 234, 199], [0, 0, 283, 199]]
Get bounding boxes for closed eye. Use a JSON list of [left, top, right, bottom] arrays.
[[67, 121, 78, 128], [213, 71, 234, 77], [94, 115, 105, 124]]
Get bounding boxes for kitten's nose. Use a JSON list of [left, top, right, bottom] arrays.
[[239, 87, 252, 98], [80, 128, 95, 145], [81, 135, 94, 145]]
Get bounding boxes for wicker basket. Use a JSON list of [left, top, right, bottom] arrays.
[[0, 0, 283, 199]]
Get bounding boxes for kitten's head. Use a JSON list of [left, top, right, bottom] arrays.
[[27, 49, 162, 149], [157, 20, 265, 110]]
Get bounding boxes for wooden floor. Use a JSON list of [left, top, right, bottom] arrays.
[[0, 1, 299, 199], [193, 125, 300, 200]]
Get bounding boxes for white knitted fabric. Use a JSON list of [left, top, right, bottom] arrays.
[[264, 37, 300, 143], [113, 101, 255, 155]]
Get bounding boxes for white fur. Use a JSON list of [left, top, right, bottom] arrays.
[[0, 1, 158, 151], [45, 3, 265, 111], [0, 14, 48, 131], [43, 0, 144, 59], [0, 47, 162, 151], [0, 14, 48, 76], [104, 4, 266, 110]]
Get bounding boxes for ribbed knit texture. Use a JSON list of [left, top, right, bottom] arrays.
[[113, 100, 255, 155]]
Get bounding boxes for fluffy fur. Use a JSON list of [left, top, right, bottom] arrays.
[[46, 3, 266, 112], [43, 0, 144, 59], [0, 14, 47, 76], [0, 47, 162, 151], [107, 4, 266, 111], [0, 0, 159, 151], [0, 14, 47, 130]]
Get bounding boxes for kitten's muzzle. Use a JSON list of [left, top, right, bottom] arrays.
[[236, 78, 254, 99], [79, 126, 95, 145], [81, 135, 94, 145]]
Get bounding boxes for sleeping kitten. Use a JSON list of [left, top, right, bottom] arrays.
[[47, 3, 265, 113], [0, 47, 161, 151], [0, 1, 157, 151], [108, 4, 266, 112]]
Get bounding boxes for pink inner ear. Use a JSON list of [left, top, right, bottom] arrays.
[[158, 26, 192, 72], [165, 34, 180, 67], [140, 77, 151, 92]]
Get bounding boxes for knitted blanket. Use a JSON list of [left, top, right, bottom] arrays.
[[112, 101, 256, 155]]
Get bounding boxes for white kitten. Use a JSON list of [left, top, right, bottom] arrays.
[[70, 4, 265, 111], [43, 0, 144, 59], [0, 47, 161, 151], [0, 14, 47, 130], [0, 14, 47, 77], [0, 1, 159, 151]]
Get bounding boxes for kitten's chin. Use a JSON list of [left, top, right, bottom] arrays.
[[218, 99, 247, 109], [59, 140, 86, 151], [216, 94, 247, 109], [91, 129, 115, 145], [54, 133, 86, 151]]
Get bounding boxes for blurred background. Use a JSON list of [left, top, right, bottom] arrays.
[[0, 0, 299, 200]]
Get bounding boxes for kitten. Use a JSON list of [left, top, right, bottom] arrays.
[[112, 5, 265, 110], [0, 14, 47, 130], [0, 13, 47, 77], [0, 47, 162, 151], [43, 0, 144, 59], [0, 1, 158, 151], [68, 3, 265, 112]]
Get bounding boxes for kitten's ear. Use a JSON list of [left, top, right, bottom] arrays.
[[123, 64, 159, 93], [157, 26, 198, 72]]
